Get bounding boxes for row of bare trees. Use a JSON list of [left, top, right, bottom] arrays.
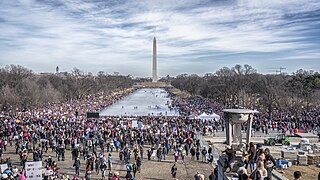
[[171, 64, 320, 113], [0, 65, 134, 111]]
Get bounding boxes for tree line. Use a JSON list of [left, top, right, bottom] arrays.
[[0, 65, 134, 111], [171, 64, 320, 113]]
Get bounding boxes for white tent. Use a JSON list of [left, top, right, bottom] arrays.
[[198, 112, 210, 119], [209, 113, 220, 120]]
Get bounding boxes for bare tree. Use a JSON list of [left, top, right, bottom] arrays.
[[0, 65, 134, 111], [171, 64, 319, 112]]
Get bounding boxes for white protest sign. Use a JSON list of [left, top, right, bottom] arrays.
[[132, 120, 138, 128], [151, 150, 157, 158], [0, 164, 8, 172], [25, 161, 42, 180]]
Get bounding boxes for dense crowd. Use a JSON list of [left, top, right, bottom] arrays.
[[0, 113, 220, 179], [253, 108, 320, 136], [0, 87, 319, 180], [0, 88, 136, 179], [0, 88, 222, 180], [170, 95, 224, 116]]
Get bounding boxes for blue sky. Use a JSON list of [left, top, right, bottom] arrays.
[[0, 0, 319, 77]]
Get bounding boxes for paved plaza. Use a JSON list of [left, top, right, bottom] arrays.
[[2, 144, 214, 180]]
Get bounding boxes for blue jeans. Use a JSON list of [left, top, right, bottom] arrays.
[[249, 160, 255, 172]]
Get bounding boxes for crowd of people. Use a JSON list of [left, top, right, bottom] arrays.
[[0, 86, 319, 180], [0, 87, 224, 180], [170, 95, 224, 117], [252, 108, 320, 137], [0, 88, 136, 179], [231, 143, 277, 180]]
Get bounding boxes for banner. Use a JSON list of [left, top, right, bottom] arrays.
[[25, 161, 42, 180]]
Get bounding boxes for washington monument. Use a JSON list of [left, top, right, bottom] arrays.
[[152, 37, 158, 82]]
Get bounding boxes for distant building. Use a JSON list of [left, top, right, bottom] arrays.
[[54, 66, 68, 78], [56, 72, 68, 77], [36, 71, 68, 78], [39, 72, 52, 76]]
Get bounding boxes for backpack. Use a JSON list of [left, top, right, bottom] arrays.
[[126, 164, 132, 171]]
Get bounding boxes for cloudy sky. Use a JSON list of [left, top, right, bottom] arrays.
[[0, 0, 320, 77]]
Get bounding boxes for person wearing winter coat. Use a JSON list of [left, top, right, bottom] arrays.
[[136, 156, 142, 173], [73, 158, 81, 176], [171, 163, 177, 179]]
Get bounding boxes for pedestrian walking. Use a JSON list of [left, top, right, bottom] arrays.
[[73, 157, 81, 176], [171, 163, 177, 179]]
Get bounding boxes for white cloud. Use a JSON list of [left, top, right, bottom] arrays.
[[0, 0, 319, 76]]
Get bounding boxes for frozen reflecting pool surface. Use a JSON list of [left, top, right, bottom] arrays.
[[100, 88, 179, 116]]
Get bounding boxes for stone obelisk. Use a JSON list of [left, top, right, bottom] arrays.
[[152, 37, 158, 82]]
